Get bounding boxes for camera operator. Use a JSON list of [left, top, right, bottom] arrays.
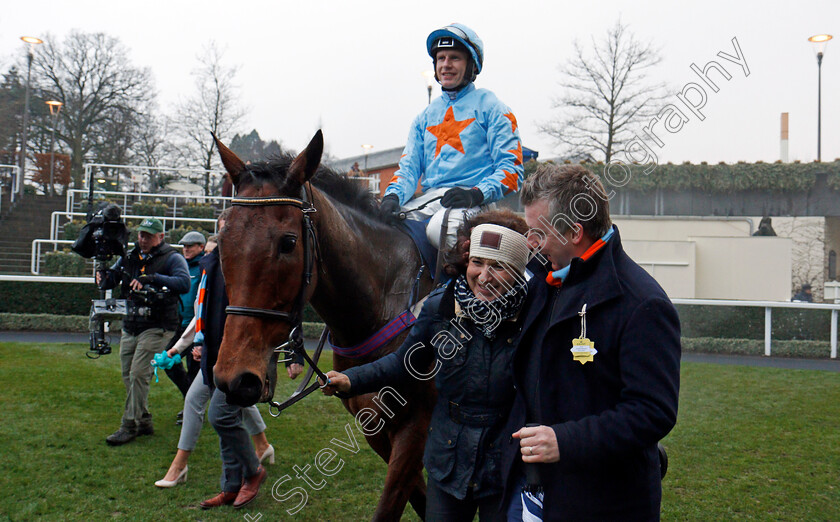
[[97, 217, 190, 446]]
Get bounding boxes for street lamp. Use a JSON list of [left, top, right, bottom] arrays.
[[19, 36, 43, 198], [361, 144, 374, 173], [422, 70, 435, 105], [46, 100, 63, 196], [808, 34, 833, 162]]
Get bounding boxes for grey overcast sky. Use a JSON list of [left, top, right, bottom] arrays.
[[1, 0, 838, 165]]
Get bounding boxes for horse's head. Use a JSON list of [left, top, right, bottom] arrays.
[[212, 130, 323, 406]]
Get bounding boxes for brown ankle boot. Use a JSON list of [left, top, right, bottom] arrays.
[[233, 466, 267, 509], [200, 491, 238, 509]]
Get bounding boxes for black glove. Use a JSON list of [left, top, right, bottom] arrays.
[[379, 194, 401, 224], [136, 274, 157, 287], [440, 187, 484, 208]]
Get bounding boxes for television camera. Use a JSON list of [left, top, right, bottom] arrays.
[[72, 203, 129, 358]]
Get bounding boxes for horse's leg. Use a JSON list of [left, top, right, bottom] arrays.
[[370, 422, 428, 522]]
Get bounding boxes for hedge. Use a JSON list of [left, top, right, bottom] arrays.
[[575, 159, 840, 193], [131, 200, 170, 217], [43, 250, 90, 276], [181, 203, 216, 219], [681, 337, 832, 359], [0, 313, 324, 339], [0, 280, 323, 322], [0, 281, 100, 315], [676, 304, 832, 341]]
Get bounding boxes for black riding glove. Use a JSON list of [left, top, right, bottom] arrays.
[[441, 187, 484, 208], [379, 194, 401, 224]]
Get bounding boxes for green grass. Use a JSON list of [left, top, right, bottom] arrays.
[[1, 343, 839, 521], [661, 363, 840, 520]]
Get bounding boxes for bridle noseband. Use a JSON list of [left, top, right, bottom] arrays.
[[225, 187, 335, 412]]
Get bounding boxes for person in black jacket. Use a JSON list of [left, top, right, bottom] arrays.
[[97, 217, 190, 446], [501, 164, 681, 521], [323, 209, 531, 521]]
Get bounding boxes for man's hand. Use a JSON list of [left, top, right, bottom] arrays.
[[441, 187, 484, 208], [379, 194, 401, 224], [320, 370, 351, 396], [191, 345, 202, 362], [287, 363, 304, 379], [513, 425, 560, 463]]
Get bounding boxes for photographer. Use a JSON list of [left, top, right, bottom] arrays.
[[97, 217, 190, 446]]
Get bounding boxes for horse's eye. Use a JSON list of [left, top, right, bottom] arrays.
[[279, 235, 297, 254]]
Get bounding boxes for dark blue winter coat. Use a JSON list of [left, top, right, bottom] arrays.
[[500, 227, 681, 521], [343, 280, 526, 501]]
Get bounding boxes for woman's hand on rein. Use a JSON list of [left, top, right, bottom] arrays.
[[320, 371, 351, 396]]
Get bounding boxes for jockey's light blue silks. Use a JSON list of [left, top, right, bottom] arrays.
[[384, 83, 524, 206]]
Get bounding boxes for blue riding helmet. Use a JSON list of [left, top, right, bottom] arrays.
[[426, 23, 484, 74]]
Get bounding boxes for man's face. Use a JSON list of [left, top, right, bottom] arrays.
[[524, 199, 575, 272], [435, 49, 469, 90], [137, 231, 163, 254], [182, 243, 205, 260]]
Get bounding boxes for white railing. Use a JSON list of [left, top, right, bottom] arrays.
[[82, 163, 225, 190], [672, 298, 840, 359], [0, 164, 21, 212], [66, 189, 233, 218], [30, 239, 189, 274], [50, 211, 217, 242], [0, 274, 93, 283]]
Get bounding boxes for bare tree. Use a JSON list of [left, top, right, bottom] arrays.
[[541, 19, 668, 162], [34, 31, 154, 187], [170, 42, 245, 195]]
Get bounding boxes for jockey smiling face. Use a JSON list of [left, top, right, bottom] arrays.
[[427, 23, 484, 92], [435, 48, 470, 91]]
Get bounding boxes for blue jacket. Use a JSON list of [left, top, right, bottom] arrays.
[[500, 227, 681, 521], [384, 83, 524, 205], [343, 281, 525, 501], [179, 252, 204, 328]]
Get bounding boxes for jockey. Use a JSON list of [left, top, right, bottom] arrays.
[[379, 23, 524, 248]]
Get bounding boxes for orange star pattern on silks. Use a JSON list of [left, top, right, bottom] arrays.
[[426, 107, 475, 158], [504, 112, 518, 133], [508, 141, 523, 166], [501, 170, 518, 194]]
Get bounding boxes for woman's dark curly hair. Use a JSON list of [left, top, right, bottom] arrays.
[[442, 208, 529, 276]]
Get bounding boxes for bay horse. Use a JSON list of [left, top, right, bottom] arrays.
[[212, 131, 436, 520]]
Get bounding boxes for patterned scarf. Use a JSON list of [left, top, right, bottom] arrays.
[[453, 274, 528, 339], [192, 269, 208, 345]]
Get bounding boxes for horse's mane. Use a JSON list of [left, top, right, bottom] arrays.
[[239, 154, 381, 220]]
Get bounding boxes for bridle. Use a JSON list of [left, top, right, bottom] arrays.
[[225, 185, 336, 415]]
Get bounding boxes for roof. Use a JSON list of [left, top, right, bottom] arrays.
[[327, 146, 405, 172], [330, 144, 539, 173]]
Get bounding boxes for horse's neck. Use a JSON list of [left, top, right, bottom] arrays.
[[309, 193, 421, 348]]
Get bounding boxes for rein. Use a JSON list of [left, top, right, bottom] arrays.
[[226, 188, 337, 413]]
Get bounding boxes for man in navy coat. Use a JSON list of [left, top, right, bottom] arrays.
[[501, 163, 681, 521]]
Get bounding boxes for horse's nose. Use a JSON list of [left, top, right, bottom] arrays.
[[215, 372, 263, 407]]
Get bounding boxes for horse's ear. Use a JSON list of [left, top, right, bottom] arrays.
[[289, 130, 323, 186], [213, 133, 246, 185]]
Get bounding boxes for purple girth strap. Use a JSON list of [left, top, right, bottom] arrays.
[[330, 310, 416, 358]]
